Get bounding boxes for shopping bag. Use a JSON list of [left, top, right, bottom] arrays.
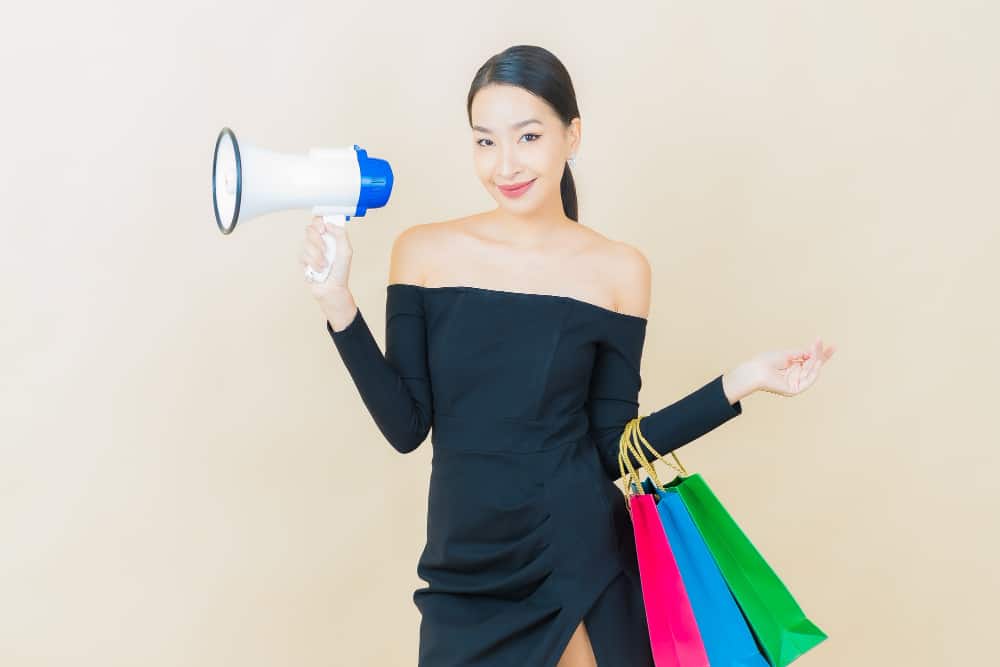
[[622, 420, 768, 666], [629, 417, 829, 667], [620, 429, 709, 667], [648, 482, 770, 667]]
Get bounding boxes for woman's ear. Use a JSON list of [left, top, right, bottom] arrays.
[[567, 117, 582, 157]]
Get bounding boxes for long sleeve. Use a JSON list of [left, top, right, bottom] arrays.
[[325, 284, 433, 454], [585, 317, 743, 481]]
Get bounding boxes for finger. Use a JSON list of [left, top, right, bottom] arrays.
[[799, 354, 816, 379], [806, 356, 825, 384], [783, 350, 805, 367], [802, 361, 821, 388], [788, 352, 808, 369], [800, 359, 816, 386], [788, 362, 802, 393], [790, 346, 810, 359], [301, 248, 319, 267], [304, 245, 323, 267]]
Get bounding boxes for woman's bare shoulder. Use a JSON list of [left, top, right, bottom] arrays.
[[387, 217, 467, 285], [600, 238, 651, 319]]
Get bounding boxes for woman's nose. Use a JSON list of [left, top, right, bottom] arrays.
[[499, 146, 521, 177]]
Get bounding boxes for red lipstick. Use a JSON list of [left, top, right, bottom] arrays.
[[497, 178, 536, 198]]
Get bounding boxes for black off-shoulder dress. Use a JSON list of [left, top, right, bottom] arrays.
[[326, 283, 743, 666]]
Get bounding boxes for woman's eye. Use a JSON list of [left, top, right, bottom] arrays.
[[476, 134, 541, 147]]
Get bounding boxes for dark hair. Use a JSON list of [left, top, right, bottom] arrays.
[[466, 45, 581, 222]]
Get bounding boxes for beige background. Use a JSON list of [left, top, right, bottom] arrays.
[[2, 1, 997, 664]]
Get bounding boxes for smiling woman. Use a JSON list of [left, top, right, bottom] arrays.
[[396, 45, 673, 667], [308, 43, 756, 667]]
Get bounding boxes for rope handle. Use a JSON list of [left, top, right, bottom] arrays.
[[617, 416, 690, 514], [633, 417, 689, 478]]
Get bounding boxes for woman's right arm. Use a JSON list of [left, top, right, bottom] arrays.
[[306, 220, 433, 454], [326, 284, 433, 454]]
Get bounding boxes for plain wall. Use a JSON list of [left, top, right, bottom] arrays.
[[1, 1, 997, 664]]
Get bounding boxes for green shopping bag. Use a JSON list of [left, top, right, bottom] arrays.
[[631, 419, 828, 666]]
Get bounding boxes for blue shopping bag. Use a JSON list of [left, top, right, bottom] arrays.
[[643, 477, 769, 667]]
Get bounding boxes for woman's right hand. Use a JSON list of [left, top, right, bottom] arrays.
[[302, 216, 354, 313]]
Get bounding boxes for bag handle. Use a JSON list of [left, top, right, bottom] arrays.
[[617, 418, 646, 497], [618, 419, 660, 516], [617, 416, 691, 511], [632, 416, 689, 478]]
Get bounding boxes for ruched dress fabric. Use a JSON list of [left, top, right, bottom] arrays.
[[327, 283, 743, 666]]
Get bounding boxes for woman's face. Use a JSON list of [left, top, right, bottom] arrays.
[[470, 84, 580, 217]]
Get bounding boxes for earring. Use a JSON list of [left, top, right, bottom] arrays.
[[567, 154, 576, 168]]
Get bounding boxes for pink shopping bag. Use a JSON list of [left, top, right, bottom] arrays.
[[630, 490, 710, 667]]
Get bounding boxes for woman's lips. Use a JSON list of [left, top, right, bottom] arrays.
[[497, 178, 536, 198]]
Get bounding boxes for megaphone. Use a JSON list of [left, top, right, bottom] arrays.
[[212, 127, 394, 283]]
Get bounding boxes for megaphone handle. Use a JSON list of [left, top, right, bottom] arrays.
[[305, 215, 347, 283]]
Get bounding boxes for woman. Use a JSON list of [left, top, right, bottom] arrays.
[[301, 44, 835, 667]]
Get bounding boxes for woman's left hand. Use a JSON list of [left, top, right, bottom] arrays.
[[752, 337, 836, 397]]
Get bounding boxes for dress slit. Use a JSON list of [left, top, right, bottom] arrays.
[[545, 566, 622, 667]]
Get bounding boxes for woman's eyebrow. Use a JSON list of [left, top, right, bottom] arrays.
[[471, 118, 542, 134]]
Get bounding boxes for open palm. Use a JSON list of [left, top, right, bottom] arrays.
[[755, 337, 836, 397]]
